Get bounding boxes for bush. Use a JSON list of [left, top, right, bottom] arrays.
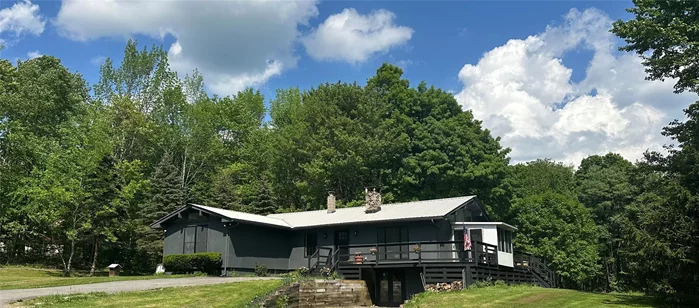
[[163, 252, 221, 275], [255, 263, 268, 277]]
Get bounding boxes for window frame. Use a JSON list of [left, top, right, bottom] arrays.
[[182, 224, 208, 254], [304, 233, 318, 257]]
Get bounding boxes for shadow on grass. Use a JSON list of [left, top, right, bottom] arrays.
[[603, 293, 699, 308]]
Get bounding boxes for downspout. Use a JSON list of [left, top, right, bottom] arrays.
[[223, 221, 240, 276]]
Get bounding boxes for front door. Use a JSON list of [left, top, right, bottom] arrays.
[[376, 269, 405, 306], [335, 230, 350, 262]]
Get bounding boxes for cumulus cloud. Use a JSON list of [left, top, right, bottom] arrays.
[[54, 0, 319, 95], [26, 50, 40, 59], [454, 8, 695, 165], [302, 8, 413, 63], [0, 0, 45, 44]]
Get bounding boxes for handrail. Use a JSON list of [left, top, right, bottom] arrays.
[[333, 240, 498, 266]]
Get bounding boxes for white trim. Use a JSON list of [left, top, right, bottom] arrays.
[[452, 222, 518, 231]]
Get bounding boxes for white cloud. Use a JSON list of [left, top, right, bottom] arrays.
[[302, 8, 413, 63], [455, 8, 696, 165], [90, 56, 106, 66], [54, 0, 319, 95], [26, 50, 40, 59], [0, 0, 45, 44]]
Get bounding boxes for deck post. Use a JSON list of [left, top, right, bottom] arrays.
[[464, 264, 473, 287]]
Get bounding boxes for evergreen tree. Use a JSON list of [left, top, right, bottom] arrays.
[[84, 154, 123, 275], [137, 152, 183, 258], [249, 178, 276, 215]]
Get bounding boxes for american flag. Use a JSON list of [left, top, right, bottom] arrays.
[[463, 229, 472, 251]]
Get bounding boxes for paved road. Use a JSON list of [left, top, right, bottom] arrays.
[[0, 276, 280, 307]]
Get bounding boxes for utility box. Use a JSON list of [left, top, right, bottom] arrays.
[[108, 264, 122, 277]]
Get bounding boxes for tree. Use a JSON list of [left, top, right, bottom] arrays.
[[612, 0, 699, 94], [84, 154, 123, 275], [0, 56, 93, 267], [613, 0, 699, 295], [137, 153, 183, 259], [512, 192, 599, 289], [575, 154, 636, 291]]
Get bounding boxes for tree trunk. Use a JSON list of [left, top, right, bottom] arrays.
[[64, 239, 75, 276], [89, 237, 100, 276]]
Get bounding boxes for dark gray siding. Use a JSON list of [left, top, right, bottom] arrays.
[[163, 211, 222, 255], [226, 223, 292, 271], [163, 209, 292, 271], [288, 220, 453, 270], [163, 208, 455, 271]]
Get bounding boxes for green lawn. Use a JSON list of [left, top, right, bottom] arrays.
[[15, 280, 283, 308], [0, 267, 198, 290], [405, 285, 671, 308]]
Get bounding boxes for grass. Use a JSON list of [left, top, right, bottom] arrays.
[[405, 285, 677, 308], [15, 280, 283, 308], [0, 267, 200, 290]]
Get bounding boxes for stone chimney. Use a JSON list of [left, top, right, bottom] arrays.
[[364, 188, 382, 214], [327, 192, 336, 214]]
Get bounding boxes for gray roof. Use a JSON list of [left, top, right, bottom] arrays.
[[195, 204, 292, 228], [153, 195, 479, 229], [268, 195, 476, 228]]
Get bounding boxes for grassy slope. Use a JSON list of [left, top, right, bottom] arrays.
[[405, 285, 666, 308], [0, 267, 197, 290], [16, 280, 283, 308]]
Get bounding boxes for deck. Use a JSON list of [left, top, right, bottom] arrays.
[[306, 240, 557, 288]]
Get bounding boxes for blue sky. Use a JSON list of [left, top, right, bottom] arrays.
[[1, 0, 695, 164]]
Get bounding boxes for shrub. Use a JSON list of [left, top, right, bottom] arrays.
[[275, 294, 289, 308], [255, 263, 268, 277], [163, 252, 221, 275]]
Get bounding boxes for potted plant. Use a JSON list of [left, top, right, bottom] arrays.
[[353, 252, 364, 264], [369, 247, 377, 255], [412, 245, 422, 254]]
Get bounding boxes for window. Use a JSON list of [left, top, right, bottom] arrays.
[[377, 227, 409, 260], [183, 225, 207, 254], [497, 228, 512, 253], [304, 233, 317, 257]]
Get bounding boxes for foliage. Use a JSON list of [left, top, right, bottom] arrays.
[[254, 263, 268, 277], [612, 0, 699, 94], [162, 252, 221, 275], [511, 192, 599, 288], [275, 294, 289, 308], [612, 0, 699, 296]]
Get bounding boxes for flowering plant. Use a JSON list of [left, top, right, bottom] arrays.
[[298, 266, 309, 276], [319, 266, 331, 277], [412, 245, 422, 253], [369, 247, 377, 255]]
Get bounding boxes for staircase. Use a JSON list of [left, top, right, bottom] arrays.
[[528, 255, 556, 288]]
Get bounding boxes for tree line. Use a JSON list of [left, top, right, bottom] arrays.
[[1, 0, 697, 297]]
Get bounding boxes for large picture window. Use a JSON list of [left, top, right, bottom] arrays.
[[183, 225, 208, 254], [304, 233, 317, 257]]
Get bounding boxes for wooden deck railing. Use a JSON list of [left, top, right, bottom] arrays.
[[328, 240, 498, 268], [513, 251, 557, 288]]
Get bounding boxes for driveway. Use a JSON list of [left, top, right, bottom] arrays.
[[0, 276, 280, 307]]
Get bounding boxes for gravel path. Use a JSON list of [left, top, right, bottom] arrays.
[[0, 276, 280, 307]]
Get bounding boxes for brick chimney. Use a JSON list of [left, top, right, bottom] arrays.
[[364, 188, 382, 214], [327, 192, 336, 214]]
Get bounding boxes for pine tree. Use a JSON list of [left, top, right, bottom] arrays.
[[249, 179, 277, 215], [137, 152, 183, 257], [85, 154, 123, 275]]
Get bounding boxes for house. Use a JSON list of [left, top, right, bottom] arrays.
[[151, 190, 556, 306]]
